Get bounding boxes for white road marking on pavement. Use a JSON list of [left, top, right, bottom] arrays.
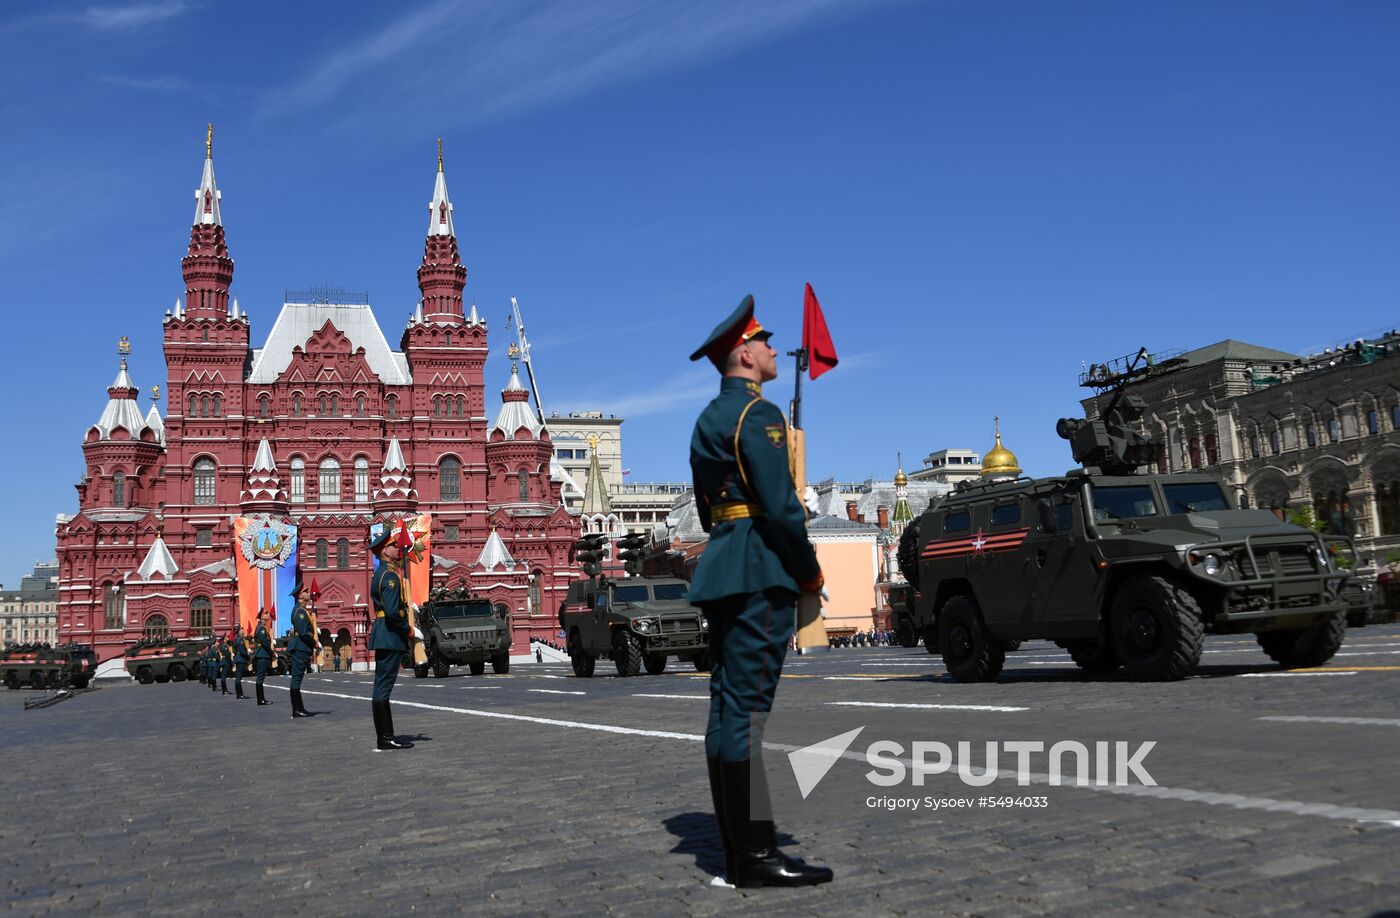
[[410, 684, 444, 688], [535, 674, 569, 679], [826, 701, 1028, 712], [528, 689, 586, 696], [459, 685, 501, 690], [1238, 672, 1358, 678], [1332, 650, 1400, 656], [273, 685, 1400, 827], [1257, 715, 1400, 727], [633, 693, 709, 699], [857, 663, 937, 667]]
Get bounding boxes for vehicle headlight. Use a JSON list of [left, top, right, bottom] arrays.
[[700, 616, 708, 630], [1201, 554, 1221, 576], [631, 618, 657, 633]]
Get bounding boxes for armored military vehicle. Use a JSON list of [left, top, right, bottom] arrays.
[[2, 643, 97, 690], [413, 586, 512, 677], [124, 637, 209, 684], [899, 348, 1352, 683], [560, 533, 709, 677]]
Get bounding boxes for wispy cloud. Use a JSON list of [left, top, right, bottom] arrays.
[[555, 364, 717, 418], [262, 0, 880, 127], [63, 1, 189, 31], [95, 73, 190, 92]]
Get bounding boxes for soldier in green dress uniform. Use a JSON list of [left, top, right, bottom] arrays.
[[253, 611, 274, 706], [231, 624, 249, 699], [367, 528, 412, 751], [287, 573, 317, 718], [687, 295, 832, 888], [213, 635, 229, 695]]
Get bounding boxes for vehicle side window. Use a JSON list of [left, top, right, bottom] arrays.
[[943, 511, 970, 533], [594, 594, 607, 612], [990, 504, 1020, 526], [1056, 502, 1075, 532]]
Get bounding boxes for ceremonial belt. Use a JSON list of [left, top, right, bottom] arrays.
[[711, 501, 762, 523], [375, 612, 385, 618]]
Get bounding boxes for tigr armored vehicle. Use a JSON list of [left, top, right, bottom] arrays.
[[413, 587, 512, 677], [2, 643, 97, 690], [897, 348, 1352, 683], [124, 637, 209, 684], [560, 533, 709, 678]]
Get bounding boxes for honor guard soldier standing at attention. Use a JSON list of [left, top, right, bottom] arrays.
[[231, 624, 249, 700], [688, 295, 833, 888], [287, 574, 317, 718], [367, 528, 413, 751], [253, 611, 274, 706], [216, 634, 231, 695]]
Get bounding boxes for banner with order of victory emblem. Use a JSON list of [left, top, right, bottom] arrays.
[[233, 515, 298, 637], [369, 514, 432, 610]]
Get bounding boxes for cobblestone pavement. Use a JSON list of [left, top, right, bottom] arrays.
[[3, 626, 1399, 917]]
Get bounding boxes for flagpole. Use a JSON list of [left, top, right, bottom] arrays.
[[787, 344, 827, 654]]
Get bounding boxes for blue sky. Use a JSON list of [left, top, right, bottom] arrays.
[[1, 0, 1398, 585]]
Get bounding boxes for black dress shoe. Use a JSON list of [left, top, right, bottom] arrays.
[[720, 760, 833, 888]]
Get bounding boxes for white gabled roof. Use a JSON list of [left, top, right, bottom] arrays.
[[246, 303, 412, 385], [145, 404, 165, 446], [92, 363, 147, 440], [492, 368, 543, 439], [476, 529, 515, 571], [137, 536, 179, 580]]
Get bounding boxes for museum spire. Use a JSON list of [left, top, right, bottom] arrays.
[[418, 139, 467, 324], [181, 123, 235, 320]]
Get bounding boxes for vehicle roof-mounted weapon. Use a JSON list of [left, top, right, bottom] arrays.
[[1057, 346, 1183, 475], [573, 533, 608, 578]]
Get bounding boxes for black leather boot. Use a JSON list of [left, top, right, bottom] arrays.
[[235, 684, 245, 699], [707, 757, 736, 883], [382, 702, 413, 749], [290, 689, 313, 718], [256, 684, 271, 705], [721, 761, 833, 888]]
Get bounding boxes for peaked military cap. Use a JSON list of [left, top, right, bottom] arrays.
[[367, 527, 392, 555], [689, 294, 772, 367]]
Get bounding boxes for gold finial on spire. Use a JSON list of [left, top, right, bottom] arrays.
[[118, 335, 131, 368], [508, 342, 520, 360], [151, 384, 161, 403], [206, 123, 213, 159], [895, 452, 908, 487], [437, 137, 443, 173]]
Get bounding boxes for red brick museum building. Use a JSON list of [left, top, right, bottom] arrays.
[[56, 140, 581, 664]]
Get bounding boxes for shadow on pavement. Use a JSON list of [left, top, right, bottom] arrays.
[[663, 810, 799, 881]]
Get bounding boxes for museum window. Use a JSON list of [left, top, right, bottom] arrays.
[[1305, 424, 1316, 448], [193, 457, 216, 505], [1392, 404, 1400, 431], [290, 457, 305, 503], [1327, 418, 1340, 443], [188, 393, 197, 416], [190, 596, 212, 635], [457, 396, 466, 417], [112, 471, 125, 507], [354, 457, 370, 503], [518, 469, 529, 501], [1367, 409, 1379, 435], [212, 394, 221, 417], [529, 572, 542, 614], [1205, 434, 1218, 466], [330, 393, 339, 415], [1188, 437, 1201, 469], [292, 393, 302, 416], [446, 331, 453, 346], [440, 456, 461, 500], [444, 524, 459, 542], [259, 394, 269, 418], [318, 394, 328, 415], [196, 528, 212, 548], [434, 396, 443, 418], [200, 396, 209, 417], [103, 583, 123, 630], [1269, 431, 1280, 455], [202, 327, 209, 343], [319, 458, 341, 503], [356, 394, 366, 416], [316, 539, 329, 569], [386, 395, 397, 419], [336, 539, 350, 569], [144, 613, 169, 639], [1377, 480, 1400, 536]]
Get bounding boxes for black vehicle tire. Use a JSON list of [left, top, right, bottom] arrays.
[[896, 518, 922, 589], [894, 617, 918, 649], [1346, 609, 1368, 628], [1110, 575, 1204, 681], [30, 671, 46, 689], [136, 666, 155, 685], [432, 648, 450, 678], [1065, 640, 1120, 673], [1256, 612, 1347, 668], [155, 674, 171, 684], [643, 653, 667, 675], [169, 664, 187, 682], [1002, 640, 1022, 653], [469, 661, 486, 676], [491, 653, 510, 675], [692, 651, 710, 673], [922, 623, 940, 654], [938, 595, 1005, 683], [613, 631, 643, 677], [569, 632, 595, 678], [5, 671, 19, 690]]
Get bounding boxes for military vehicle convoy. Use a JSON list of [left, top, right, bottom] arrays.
[[413, 587, 512, 678], [560, 533, 709, 678], [124, 637, 223, 684], [2, 643, 97, 689], [897, 349, 1352, 683]]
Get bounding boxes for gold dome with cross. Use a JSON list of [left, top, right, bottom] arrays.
[[980, 417, 1021, 478]]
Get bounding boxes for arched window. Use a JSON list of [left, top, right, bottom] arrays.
[[440, 456, 461, 500], [1367, 409, 1379, 435], [1377, 478, 1400, 536], [259, 394, 270, 418], [292, 393, 302, 416], [386, 395, 397, 419], [1205, 433, 1218, 466], [356, 394, 366, 416], [193, 457, 216, 505], [190, 596, 212, 635], [1306, 424, 1317, 448], [354, 457, 370, 502], [212, 394, 222, 417], [446, 331, 454, 346], [201, 326, 209, 343], [434, 396, 442, 417], [529, 572, 542, 614], [336, 538, 350, 569], [319, 394, 328, 415], [103, 582, 124, 629], [330, 393, 338, 415], [518, 468, 529, 501], [319, 458, 341, 503], [290, 457, 306, 503], [188, 393, 197, 416], [316, 539, 329, 569], [1392, 404, 1400, 431], [200, 396, 209, 417], [1188, 437, 1201, 469], [1327, 418, 1340, 443], [457, 396, 466, 417], [1269, 431, 1280, 455], [112, 471, 126, 507], [144, 613, 169, 639]]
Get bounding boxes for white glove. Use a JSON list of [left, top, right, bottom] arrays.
[[803, 486, 820, 516], [820, 586, 831, 603]]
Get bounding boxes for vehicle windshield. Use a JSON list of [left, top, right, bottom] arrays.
[[1090, 484, 1160, 520], [433, 602, 495, 618], [651, 583, 689, 601], [613, 585, 650, 604], [1161, 482, 1231, 513]]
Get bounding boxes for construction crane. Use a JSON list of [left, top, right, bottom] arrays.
[[505, 296, 546, 425]]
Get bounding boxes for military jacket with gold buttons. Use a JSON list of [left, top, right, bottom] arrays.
[[252, 624, 273, 662], [369, 564, 409, 652], [287, 604, 315, 654], [689, 376, 820, 603]]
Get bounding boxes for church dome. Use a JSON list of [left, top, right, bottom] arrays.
[[894, 465, 908, 487], [980, 418, 1021, 478]]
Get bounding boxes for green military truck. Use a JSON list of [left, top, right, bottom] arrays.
[[2, 643, 97, 690], [413, 593, 512, 677], [898, 349, 1352, 683], [124, 637, 211, 684]]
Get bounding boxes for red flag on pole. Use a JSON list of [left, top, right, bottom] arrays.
[[802, 283, 839, 380]]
